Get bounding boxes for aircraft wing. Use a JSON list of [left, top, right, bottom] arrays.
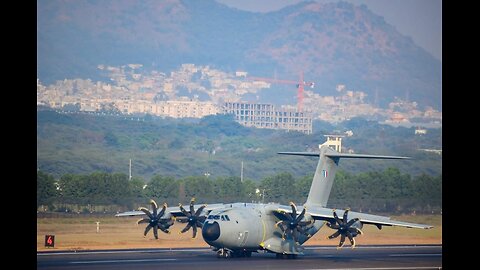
[[115, 203, 226, 217], [275, 205, 432, 229]]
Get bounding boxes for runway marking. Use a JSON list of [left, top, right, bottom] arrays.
[[389, 253, 442, 257], [302, 267, 441, 270], [70, 258, 178, 264], [305, 245, 441, 250], [38, 245, 442, 256], [38, 248, 210, 256]]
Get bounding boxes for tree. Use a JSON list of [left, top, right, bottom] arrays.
[[129, 176, 147, 204], [295, 174, 313, 203], [182, 176, 213, 201], [259, 172, 297, 204], [37, 171, 57, 208], [213, 176, 244, 202], [145, 175, 178, 203]]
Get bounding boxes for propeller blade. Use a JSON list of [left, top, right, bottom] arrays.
[[298, 220, 314, 227], [158, 224, 170, 234], [150, 199, 158, 217], [153, 226, 158, 239], [181, 223, 192, 234], [346, 217, 359, 227], [295, 225, 306, 235], [346, 231, 355, 246], [194, 204, 206, 217], [179, 204, 191, 217], [343, 208, 350, 223], [192, 225, 198, 238], [137, 218, 150, 225], [289, 202, 297, 220], [189, 198, 195, 214], [282, 211, 293, 221], [339, 235, 346, 248], [328, 231, 341, 239], [196, 220, 204, 228], [139, 207, 154, 219], [274, 220, 283, 228], [197, 215, 207, 224], [295, 207, 306, 224], [292, 229, 301, 243], [276, 220, 289, 230], [326, 222, 340, 230], [144, 224, 153, 236], [158, 203, 167, 218], [176, 217, 188, 223], [333, 210, 343, 225]]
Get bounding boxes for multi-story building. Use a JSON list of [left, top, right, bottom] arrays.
[[223, 102, 313, 134]]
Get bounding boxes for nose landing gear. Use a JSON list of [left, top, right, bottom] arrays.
[[216, 248, 231, 258], [216, 248, 252, 258]]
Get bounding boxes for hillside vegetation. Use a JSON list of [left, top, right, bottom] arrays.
[[37, 110, 441, 214], [37, 110, 441, 181]]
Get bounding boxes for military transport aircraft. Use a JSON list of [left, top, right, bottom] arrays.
[[116, 145, 433, 259]]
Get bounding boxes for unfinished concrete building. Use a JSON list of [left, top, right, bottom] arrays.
[[223, 102, 312, 134]]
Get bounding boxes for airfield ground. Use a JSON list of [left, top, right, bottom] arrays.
[[37, 214, 441, 251]]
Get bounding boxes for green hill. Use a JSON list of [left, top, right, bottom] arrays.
[[37, 110, 441, 181]]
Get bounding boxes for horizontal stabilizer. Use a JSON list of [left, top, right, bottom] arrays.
[[278, 151, 410, 160], [326, 153, 411, 159], [278, 152, 320, 157]]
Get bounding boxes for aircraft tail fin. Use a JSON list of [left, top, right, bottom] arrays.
[[279, 145, 410, 207]]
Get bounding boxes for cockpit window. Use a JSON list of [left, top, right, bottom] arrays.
[[208, 214, 231, 221]]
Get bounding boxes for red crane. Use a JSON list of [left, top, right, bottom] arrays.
[[247, 71, 314, 112]]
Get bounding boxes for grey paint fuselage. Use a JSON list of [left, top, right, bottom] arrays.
[[203, 203, 322, 253]]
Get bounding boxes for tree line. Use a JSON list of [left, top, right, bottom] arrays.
[[37, 167, 441, 214]]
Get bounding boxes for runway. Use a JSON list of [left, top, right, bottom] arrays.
[[37, 245, 442, 270]]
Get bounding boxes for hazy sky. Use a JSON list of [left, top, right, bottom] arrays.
[[216, 0, 442, 62]]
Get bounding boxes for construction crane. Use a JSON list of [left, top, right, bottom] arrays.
[[247, 71, 314, 112]]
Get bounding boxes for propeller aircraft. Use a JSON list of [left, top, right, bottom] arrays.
[[116, 145, 433, 258]]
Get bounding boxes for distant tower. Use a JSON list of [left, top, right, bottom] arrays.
[[129, 159, 132, 180], [321, 135, 345, 153]]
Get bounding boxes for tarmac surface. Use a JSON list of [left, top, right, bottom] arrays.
[[37, 245, 442, 270]]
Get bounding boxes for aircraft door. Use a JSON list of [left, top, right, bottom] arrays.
[[239, 231, 248, 247]]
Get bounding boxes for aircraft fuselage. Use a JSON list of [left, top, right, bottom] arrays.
[[201, 203, 322, 255]]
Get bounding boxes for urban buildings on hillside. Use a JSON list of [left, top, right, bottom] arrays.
[[223, 102, 312, 134]]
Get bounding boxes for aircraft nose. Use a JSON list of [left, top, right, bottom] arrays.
[[202, 221, 220, 242]]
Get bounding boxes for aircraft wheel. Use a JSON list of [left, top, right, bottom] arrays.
[[217, 249, 231, 258]]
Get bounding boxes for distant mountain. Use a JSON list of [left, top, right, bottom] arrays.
[[37, 0, 441, 110]]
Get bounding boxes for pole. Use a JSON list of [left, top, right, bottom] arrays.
[[129, 159, 132, 180], [241, 161, 244, 183]]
